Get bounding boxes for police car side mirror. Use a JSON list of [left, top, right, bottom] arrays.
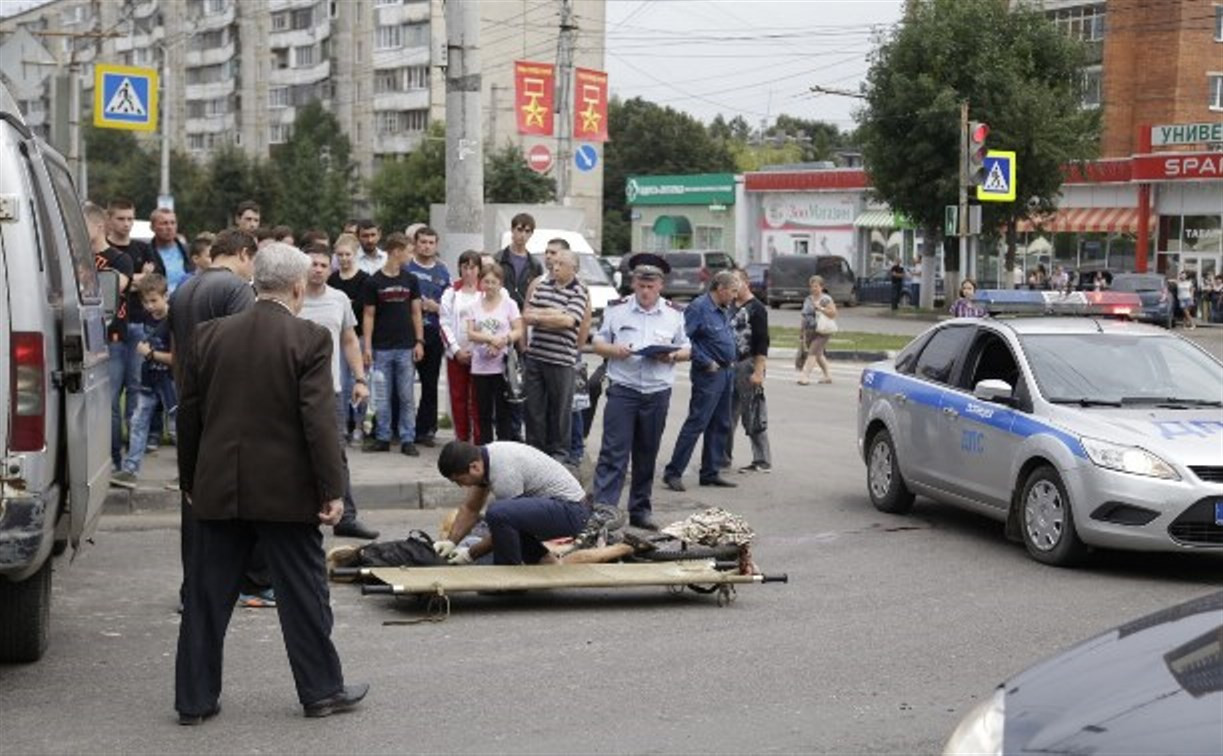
[[98, 269, 121, 322], [973, 379, 1015, 406]]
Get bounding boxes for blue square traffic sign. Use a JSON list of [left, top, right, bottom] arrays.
[[977, 150, 1016, 202], [93, 64, 158, 131]]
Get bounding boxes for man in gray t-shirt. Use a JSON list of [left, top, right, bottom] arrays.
[[434, 441, 589, 565]]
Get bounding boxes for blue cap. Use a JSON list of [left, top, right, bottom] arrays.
[[627, 252, 671, 278]]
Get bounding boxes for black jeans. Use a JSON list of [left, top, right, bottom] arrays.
[[523, 357, 575, 460], [414, 327, 444, 441], [472, 372, 516, 442]]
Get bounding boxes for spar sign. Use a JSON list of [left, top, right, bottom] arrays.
[[1133, 152, 1223, 181]]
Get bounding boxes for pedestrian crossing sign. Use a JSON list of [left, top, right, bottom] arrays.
[[93, 64, 158, 131], [976, 150, 1016, 202]]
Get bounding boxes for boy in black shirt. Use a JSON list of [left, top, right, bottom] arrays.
[[361, 233, 424, 455], [328, 234, 369, 441], [86, 202, 135, 470]]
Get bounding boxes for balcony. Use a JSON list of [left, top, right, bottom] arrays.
[[372, 131, 425, 155], [268, 21, 331, 48], [268, 0, 317, 10], [184, 112, 236, 134], [372, 89, 429, 113], [183, 77, 236, 102], [193, 2, 236, 31], [269, 58, 331, 87], [371, 44, 429, 70], [184, 40, 236, 68], [132, 0, 158, 19], [114, 27, 164, 53], [375, 1, 430, 26]]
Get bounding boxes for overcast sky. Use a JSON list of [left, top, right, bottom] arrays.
[[601, 0, 906, 133], [2, 0, 906, 133]]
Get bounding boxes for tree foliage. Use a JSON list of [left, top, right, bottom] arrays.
[[857, 0, 1099, 269], [601, 96, 738, 254], [272, 100, 357, 234], [485, 142, 556, 204], [367, 122, 446, 233]]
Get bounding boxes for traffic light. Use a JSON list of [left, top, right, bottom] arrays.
[[967, 121, 989, 186]]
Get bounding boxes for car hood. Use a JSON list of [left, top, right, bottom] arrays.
[[1004, 591, 1223, 755], [587, 283, 616, 312], [1047, 406, 1223, 466]]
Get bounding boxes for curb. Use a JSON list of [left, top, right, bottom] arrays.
[[771, 347, 892, 362]]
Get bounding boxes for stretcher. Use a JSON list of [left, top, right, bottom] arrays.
[[333, 560, 788, 620]]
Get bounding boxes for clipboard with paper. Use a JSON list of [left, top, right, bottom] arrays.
[[634, 344, 681, 358]]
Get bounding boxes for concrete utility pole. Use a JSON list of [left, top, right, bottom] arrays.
[[442, 0, 483, 268], [554, 0, 576, 203], [958, 100, 969, 285]]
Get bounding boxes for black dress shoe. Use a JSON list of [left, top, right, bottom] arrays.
[[303, 682, 369, 718], [364, 439, 390, 452], [400, 442, 420, 456], [178, 703, 221, 726], [661, 475, 686, 492], [699, 475, 738, 488], [415, 436, 436, 448], [333, 520, 380, 540], [630, 515, 660, 531]]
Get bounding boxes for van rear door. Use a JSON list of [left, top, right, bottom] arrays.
[[31, 149, 109, 549]]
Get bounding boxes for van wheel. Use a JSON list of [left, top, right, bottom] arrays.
[[0, 560, 52, 663]]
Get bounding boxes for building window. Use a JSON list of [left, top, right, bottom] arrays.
[[695, 226, 724, 250], [188, 134, 206, 151], [1216, 5, 1222, 42], [291, 7, 313, 30], [1050, 4, 1105, 42], [192, 29, 227, 51], [375, 23, 402, 50], [1210, 74, 1223, 111], [204, 0, 226, 16], [1081, 67, 1102, 109], [270, 124, 292, 144], [404, 22, 428, 47], [272, 47, 289, 70], [374, 109, 428, 135], [268, 86, 289, 109], [185, 63, 227, 85], [375, 0, 401, 5], [374, 65, 428, 94], [294, 45, 315, 68], [187, 97, 228, 118], [271, 11, 289, 31]]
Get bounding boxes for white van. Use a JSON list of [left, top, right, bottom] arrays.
[[497, 228, 618, 324], [0, 84, 114, 662]]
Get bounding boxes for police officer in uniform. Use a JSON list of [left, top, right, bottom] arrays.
[[662, 270, 740, 492], [590, 254, 690, 530]]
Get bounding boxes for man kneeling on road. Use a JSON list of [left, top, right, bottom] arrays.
[[434, 440, 614, 565]]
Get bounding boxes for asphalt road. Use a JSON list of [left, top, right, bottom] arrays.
[[2, 354, 1218, 754]]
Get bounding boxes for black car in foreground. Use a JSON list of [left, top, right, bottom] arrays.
[[944, 591, 1223, 755]]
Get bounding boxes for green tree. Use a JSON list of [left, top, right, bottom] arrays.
[[367, 122, 445, 233], [767, 115, 852, 163], [178, 143, 279, 234], [857, 0, 1098, 274], [602, 96, 736, 254], [83, 126, 159, 213], [484, 143, 556, 204], [273, 100, 356, 235]]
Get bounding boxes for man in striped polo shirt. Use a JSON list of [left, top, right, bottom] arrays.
[[522, 243, 591, 461]]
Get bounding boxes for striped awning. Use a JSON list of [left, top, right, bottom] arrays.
[[853, 210, 914, 229], [1016, 207, 1154, 234]]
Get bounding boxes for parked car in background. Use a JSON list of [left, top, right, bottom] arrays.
[[1110, 272, 1174, 328], [660, 250, 736, 300], [767, 255, 856, 308], [744, 262, 770, 300], [945, 591, 1223, 755], [601, 255, 622, 291], [855, 269, 944, 307]]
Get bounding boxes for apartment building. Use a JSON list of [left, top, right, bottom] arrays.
[[0, 0, 607, 237]]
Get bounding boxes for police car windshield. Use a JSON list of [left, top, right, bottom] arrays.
[[1021, 333, 1223, 405]]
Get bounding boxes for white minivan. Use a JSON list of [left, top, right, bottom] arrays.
[[0, 84, 114, 662]]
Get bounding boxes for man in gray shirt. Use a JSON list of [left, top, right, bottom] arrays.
[[434, 440, 590, 565]]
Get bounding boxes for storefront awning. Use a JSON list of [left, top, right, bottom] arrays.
[[652, 214, 693, 237], [1016, 207, 1155, 234], [853, 210, 914, 229]]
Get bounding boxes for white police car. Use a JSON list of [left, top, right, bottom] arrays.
[[857, 290, 1223, 566]]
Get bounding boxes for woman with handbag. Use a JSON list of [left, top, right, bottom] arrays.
[[465, 264, 524, 442], [798, 275, 838, 385]]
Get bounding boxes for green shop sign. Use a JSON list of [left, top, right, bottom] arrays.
[[626, 173, 736, 206]]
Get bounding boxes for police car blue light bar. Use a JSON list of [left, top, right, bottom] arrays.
[[975, 289, 1142, 317]]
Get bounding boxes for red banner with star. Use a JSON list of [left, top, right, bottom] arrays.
[[573, 67, 609, 142], [514, 60, 555, 136]]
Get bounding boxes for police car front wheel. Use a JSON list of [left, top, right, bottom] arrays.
[[867, 429, 915, 514], [1019, 466, 1087, 567]]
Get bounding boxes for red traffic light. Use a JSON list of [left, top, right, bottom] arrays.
[[967, 120, 990, 186], [970, 122, 990, 143]]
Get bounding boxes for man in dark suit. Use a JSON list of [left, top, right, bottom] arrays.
[[174, 242, 368, 724]]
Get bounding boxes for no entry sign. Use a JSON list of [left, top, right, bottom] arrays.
[[526, 144, 553, 174]]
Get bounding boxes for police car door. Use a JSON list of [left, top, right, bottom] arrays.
[[32, 148, 110, 549], [938, 328, 1022, 508], [906, 324, 976, 487]]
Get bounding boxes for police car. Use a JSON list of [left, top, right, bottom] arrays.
[[856, 289, 1223, 566]]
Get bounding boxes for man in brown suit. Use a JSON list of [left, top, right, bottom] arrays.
[[174, 243, 368, 724]]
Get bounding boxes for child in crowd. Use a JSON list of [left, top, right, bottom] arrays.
[[188, 235, 212, 271], [112, 274, 176, 487]]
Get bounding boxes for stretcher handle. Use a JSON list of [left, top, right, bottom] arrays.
[[760, 573, 789, 583], [331, 567, 363, 578], [362, 584, 395, 595]]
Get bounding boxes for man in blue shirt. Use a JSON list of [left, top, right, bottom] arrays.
[[590, 254, 690, 530], [404, 226, 450, 447], [662, 270, 740, 492]]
